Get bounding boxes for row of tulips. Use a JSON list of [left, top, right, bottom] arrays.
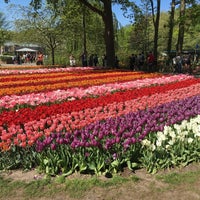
[[0, 71, 144, 86], [0, 67, 200, 175], [36, 95, 200, 152], [0, 71, 159, 97], [1, 80, 200, 150], [1, 77, 199, 126], [0, 74, 192, 110], [0, 66, 93, 75]]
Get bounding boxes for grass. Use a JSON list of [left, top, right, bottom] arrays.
[[156, 169, 200, 185], [0, 173, 139, 200], [0, 165, 200, 200]]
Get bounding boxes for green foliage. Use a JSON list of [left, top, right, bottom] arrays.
[[0, 146, 38, 170], [0, 55, 12, 62], [0, 12, 10, 46], [5, 1, 200, 66]]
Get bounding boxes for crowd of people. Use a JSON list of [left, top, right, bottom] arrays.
[[13, 52, 36, 64], [13, 50, 193, 74], [128, 51, 195, 74], [69, 52, 121, 68], [172, 53, 192, 74], [129, 51, 156, 72], [13, 51, 44, 65]]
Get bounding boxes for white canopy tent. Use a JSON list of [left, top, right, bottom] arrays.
[[16, 47, 38, 52]]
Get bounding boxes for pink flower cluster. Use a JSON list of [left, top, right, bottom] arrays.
[[0, 74, 192, 109], [0, 67, 93, 75]]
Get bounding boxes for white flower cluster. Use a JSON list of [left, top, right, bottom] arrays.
[[141, 115, 200, 151]]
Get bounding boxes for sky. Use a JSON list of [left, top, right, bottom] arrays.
[[112, 0, 171, 26], [0, 0, 172, 27]]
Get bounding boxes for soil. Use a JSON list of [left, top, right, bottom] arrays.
[[1, 163, 200, 200]]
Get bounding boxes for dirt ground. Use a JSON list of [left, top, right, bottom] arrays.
[[1, 163, 200, 200]]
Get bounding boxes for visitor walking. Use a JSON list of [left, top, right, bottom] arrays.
[[147, 51, 155, 72], [102, 54, 107, 67], [81, 52, 87, 67], [36, 52, 44, 65], [69, 54, 76, 66], [129, 54, 136, 71], [93, 54, 98, 66], [175, 53, 183, 73]]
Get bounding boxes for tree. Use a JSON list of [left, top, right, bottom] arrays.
[[149, 0, 161, 70], [14, 5, 65, 65], [0, 12, 10, 47], [128, 0, 160, 71], [176, 0, 186, 53], [4, 0, 135, 68], [167, 0, 176, 57], [59, 0, 105, 63], [76, 0, 115, 68], [129, 1, 149, 53]]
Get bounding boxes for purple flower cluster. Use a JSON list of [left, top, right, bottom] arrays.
[[36, 95, 200, 152]]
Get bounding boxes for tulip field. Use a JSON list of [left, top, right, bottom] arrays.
[[0, 66, 200, 176]]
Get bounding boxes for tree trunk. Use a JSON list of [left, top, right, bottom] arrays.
[[167, 0, 176, 57], [82, 6, 87, 54], [154, 0, 160, 71], [176, 0, 185, 54], [102, 0, 115, 68], [78, 0, 115, 68], [150, 0, 161, 72], [51, 47, 55, 65]]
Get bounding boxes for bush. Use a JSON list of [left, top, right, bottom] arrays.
[[0, 55, 14, 64]]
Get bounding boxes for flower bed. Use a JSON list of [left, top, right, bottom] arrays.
[[0, 66, 199, 175]]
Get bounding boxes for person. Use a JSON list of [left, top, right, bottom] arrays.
[[26, 52, 31, 63], [115, 55, 119, 68], [129, 54, 136, 71], [102, 54, 107, 67], [186, 54, 192, 74], [81, 52, 87, 67], [89, 54, 94, 66], [93, 54, 98, 66], [37, 52, 44, 65], [175, 53, 183, 73], [16, 54, 21, 64], [138, 52, 145, 71], [69, 54, 76, 66], [147, 51, 155, 72]]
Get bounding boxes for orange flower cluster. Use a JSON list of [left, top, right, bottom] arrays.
[[0, 70, 160, 96]]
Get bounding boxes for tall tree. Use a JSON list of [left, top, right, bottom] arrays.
[[129, 1, 152, 54], [176, 0, 186, 53], [78, 0, 115, 68], [58, 0, 105, 63], [14, 5, 65, 65], [167, 0, 176, 57], [0, 12, 10, 47], [149, 0, 161, 70]]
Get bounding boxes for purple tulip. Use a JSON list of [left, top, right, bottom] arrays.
[[50, 143, 57, 150]]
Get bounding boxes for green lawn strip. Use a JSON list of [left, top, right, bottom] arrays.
[[0, 175, 64, 199], [152, 169, 200, 197], [0, 176, 25, 198], [156, 169, 200, 185], [64, 175, 139, 199], [0, 174, 140, 199]]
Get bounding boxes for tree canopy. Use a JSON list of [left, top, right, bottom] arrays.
[[3, 0, 200, 68]]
